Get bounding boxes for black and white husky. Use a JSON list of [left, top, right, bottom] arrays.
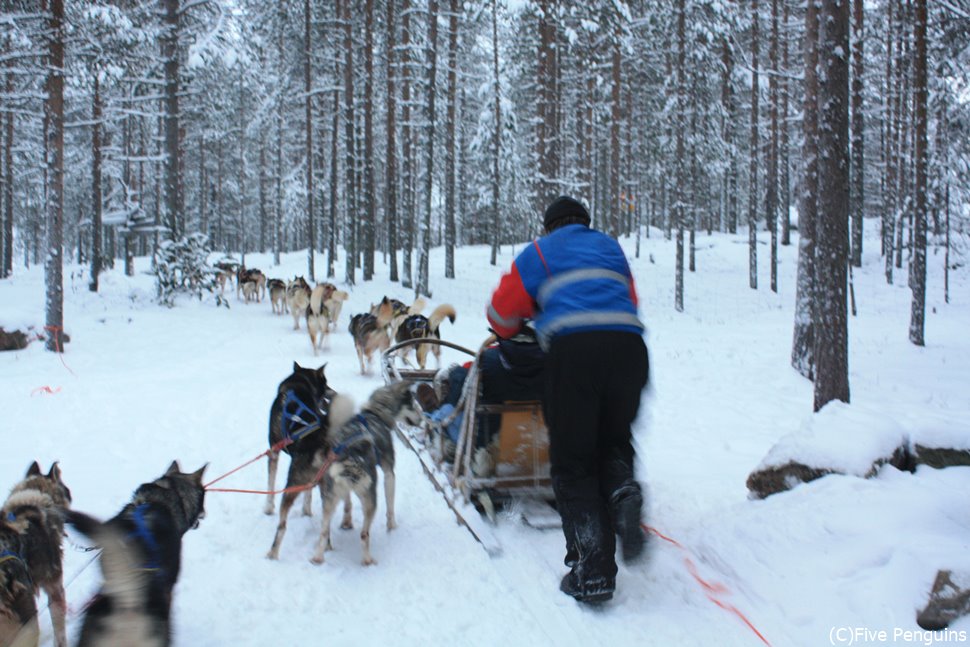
[[311, 382, 422, 566], [65, 462, 207, 647]]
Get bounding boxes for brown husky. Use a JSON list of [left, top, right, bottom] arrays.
[[1, 462, 72, 647]]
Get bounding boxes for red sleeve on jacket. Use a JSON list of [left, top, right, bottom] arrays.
[[487, 262, 535, 338], [628, 274, 639, 308]]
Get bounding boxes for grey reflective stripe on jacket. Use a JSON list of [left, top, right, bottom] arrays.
[[536, 268, 632, 310], [487, 303, 521, 331], [538, 311, 644, 350]]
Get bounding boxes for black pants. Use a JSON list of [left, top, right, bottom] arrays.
[[543, 331, 649, 579]]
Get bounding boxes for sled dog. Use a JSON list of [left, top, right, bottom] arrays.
[[0, 462, 72, 647], [324, 290, 349, 331], [65, 462, 206, 647], [349, 300, 396, 375], [285, 277, 312, 330], [311, 381, 422, 566], [394, 304, 457, 369], [268, 279, 287, 314], [265, 363, 355, 560], [237, 267, 266, 302], [306, 285, 333, 355]]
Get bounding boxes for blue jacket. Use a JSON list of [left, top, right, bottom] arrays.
[[487, 224, 644, 348]]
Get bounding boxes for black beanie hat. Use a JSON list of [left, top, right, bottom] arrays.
[[543, 196, 591, 231]]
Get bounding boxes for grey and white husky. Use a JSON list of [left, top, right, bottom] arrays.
[[65, 462, 206, 647], [311, 381, 422, 566]]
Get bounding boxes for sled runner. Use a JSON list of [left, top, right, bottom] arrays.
[[382, 336, 557, 555]]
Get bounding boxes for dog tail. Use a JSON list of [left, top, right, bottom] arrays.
[[329, 393, 356, 432], [65, 510, 149, 610], [309, 285, 327, 316], [330, 290, 349, 303], [408, 297, 427, 316], [428, 304, 457, 333]]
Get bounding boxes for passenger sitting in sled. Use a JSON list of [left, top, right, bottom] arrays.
[[418, 326, 545, 469]]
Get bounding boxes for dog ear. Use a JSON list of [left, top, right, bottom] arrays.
[[293, 361, 301, 372], [26, 461, 42, 477], [188, 464, 208, 485], [48, 461, 62, 481], [316, 363, 328, 379], [165, 460, 182, 476]]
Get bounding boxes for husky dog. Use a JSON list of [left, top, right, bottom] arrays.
[[65, 462, 206, 647], [237, 268, 267, 302], [213, 260, 238, 295], [0, 462, 72, 647], [349, 300, 396, 375], [265, 364, 355, 560], [311, 381, 422, 566], [306, 285, 333, 355], [394, 304, 457, 369], [285, 277, 312, 330], [324, 290, 349, 331], [0, 519, 36, 647], [242, 280, 259, 304], [268, 279, 287, 314]]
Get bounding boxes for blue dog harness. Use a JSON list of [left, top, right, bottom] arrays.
[[281, 390, 326, 442], [128, 504, 163, 576]]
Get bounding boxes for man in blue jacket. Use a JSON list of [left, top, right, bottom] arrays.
[[486, 196, 650, 603]]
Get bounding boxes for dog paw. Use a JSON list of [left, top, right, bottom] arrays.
[[387, 520, 398, 532], [362, 557, 376, 566], [263, 505, 275, 516], [340, 520, 354, 530], [310, 555, 325, 565], [266, 550, 279, 560]]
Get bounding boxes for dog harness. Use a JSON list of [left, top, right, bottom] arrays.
[[281, 390, 328, 442], [332, 414, 381, 464], [128, 504, 163, 577]]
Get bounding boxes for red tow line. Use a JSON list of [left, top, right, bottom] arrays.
[[203, 438, 338, 497], [643, 523, 772, 647]]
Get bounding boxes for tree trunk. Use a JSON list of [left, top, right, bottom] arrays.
[[674, 0, 686, 313], [908, 0, 927, 346], [748, 0, 760, 290], [342, 0, 357, 286], [444, 0, 459, 279], [274, 0, 285, 266], [813, 0, 851, 411], [44, 0, 65, 353], [792, 0, 819, 380], [884, 0, 896, 283], [305, 0, 316, 280], [768, 0, 779, 293], [161, 0, 182, 241], [386, 0, 399, 282], [401, 0, 413, 287], [363, 0, 376, 280], [780, 0, 791, 246], [416, 0, 439, 297], [329, 90, 339, 278], [850, 0, 864, 267], [609, 36, 622, 239], [489, 0, 501, 266], [90, 73, 103, 292], [2, 72, 12, 279]]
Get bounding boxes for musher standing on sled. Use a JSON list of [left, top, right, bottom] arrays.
[[486, 195, 650, 603]]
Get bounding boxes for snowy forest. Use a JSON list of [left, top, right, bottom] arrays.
[[0, 0, 968, 408]]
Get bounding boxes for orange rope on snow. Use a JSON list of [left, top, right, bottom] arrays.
[[30, 386, 62, 396], [643, 523, 772, 647], [44, 324, 77, 378]]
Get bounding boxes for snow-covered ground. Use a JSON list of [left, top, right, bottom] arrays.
[[1, 221, 968, 647]]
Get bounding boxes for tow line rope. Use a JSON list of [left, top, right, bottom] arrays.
[[643, 524, 772, 647]]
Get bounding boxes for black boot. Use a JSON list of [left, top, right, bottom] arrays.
[[610, 483, 646, 564], [560, 568, 615, 604]]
